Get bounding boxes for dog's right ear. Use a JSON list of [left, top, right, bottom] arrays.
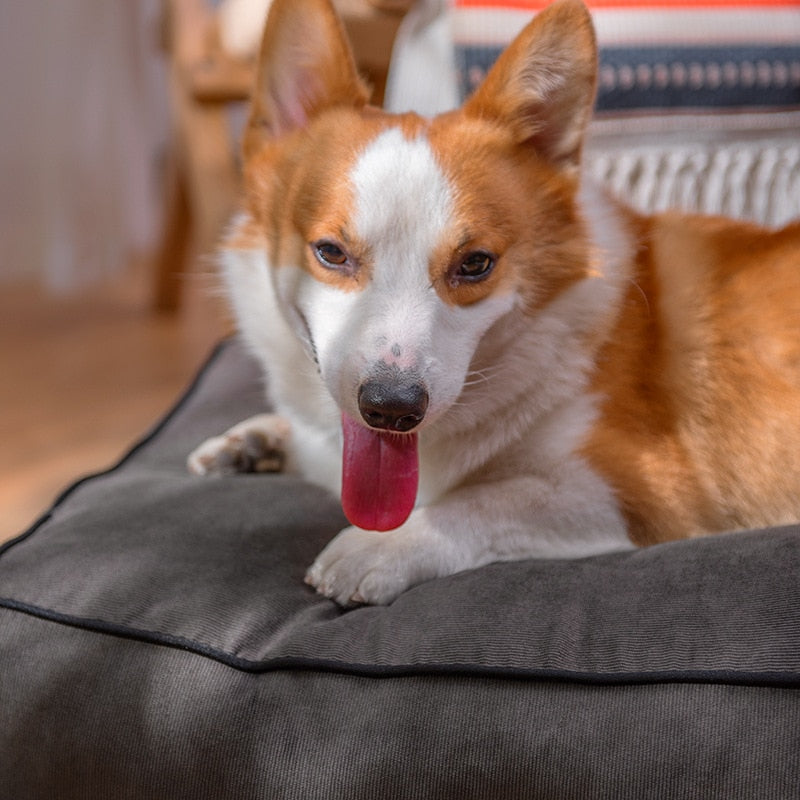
[[243, 0, 370, 156]]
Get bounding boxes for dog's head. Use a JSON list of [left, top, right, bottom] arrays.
[[239, 0, 599, 529]]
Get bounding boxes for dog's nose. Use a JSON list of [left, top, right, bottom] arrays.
[[358, 377, 429, 433]]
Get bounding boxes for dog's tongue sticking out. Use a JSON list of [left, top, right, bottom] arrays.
[[341, 413, 419, 532]]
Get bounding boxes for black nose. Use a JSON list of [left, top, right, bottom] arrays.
[[358, 376, 429, 433]]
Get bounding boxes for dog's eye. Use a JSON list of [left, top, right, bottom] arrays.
[[313, 242, 348, 268], [457, 251, 495, 281]]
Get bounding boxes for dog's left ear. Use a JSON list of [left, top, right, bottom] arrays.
[[464, 0, 597, 169], [243, 0, 370, 156]]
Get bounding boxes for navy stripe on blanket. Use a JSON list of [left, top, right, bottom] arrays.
[[456, 45, 800, 111]]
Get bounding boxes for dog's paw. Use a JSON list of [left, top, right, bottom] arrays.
[[305, 519, 452, 606], [187, 414, 290, 476]]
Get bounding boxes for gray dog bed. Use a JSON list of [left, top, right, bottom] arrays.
[[2, 338, 799, 798]]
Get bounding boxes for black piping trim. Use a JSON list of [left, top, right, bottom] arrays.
[[1, 595, 799, 688]]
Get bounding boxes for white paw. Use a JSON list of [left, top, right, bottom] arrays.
[[305, 518, 452, 606], [187, 414, 291, 476]]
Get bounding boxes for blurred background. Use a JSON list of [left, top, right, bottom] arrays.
[[0, 2, 229, 541], [1, 0, 797, 541]]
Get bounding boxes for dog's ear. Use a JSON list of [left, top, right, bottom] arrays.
[[243, 0, 370, 155], [463, 0, 597, 169]]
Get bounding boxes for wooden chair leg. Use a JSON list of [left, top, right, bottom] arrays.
[[153, 143, 192, 313], [180, 102, 238, 266]]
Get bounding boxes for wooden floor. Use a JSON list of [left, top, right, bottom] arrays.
[[0, 258, 230, 543]]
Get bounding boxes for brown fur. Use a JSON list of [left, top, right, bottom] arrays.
[[583, 215, 800, 543]]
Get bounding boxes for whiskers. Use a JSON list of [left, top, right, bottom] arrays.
[[445, 365, 506, 413], [461, 364, 504, 389], [627, 277, 651, 315]]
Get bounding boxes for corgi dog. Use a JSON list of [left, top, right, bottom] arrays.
[[189, 0, 800, 605]]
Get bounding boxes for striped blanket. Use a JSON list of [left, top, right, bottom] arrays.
[[453, 0, 800, 112], [387, 0, 800, 224]]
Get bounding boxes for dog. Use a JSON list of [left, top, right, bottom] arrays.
[[188, 0, 800, 606]]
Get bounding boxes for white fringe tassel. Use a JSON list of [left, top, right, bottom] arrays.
[[587, 137, 800, 228]]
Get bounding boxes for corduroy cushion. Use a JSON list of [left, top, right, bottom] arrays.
[[2, 338, 799, 799]]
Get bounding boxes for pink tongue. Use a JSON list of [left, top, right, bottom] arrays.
[[341, 413, 419, 531]]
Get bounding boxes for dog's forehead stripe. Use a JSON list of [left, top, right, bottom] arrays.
[[349, 127, 454, 287]]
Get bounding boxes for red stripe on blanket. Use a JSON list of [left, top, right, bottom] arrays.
[[454, 0, 800, 9]]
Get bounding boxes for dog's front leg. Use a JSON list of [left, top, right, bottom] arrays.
[[305, 472, 630, 606]]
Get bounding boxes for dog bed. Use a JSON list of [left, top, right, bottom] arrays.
[[1, 337, 799, 798]]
